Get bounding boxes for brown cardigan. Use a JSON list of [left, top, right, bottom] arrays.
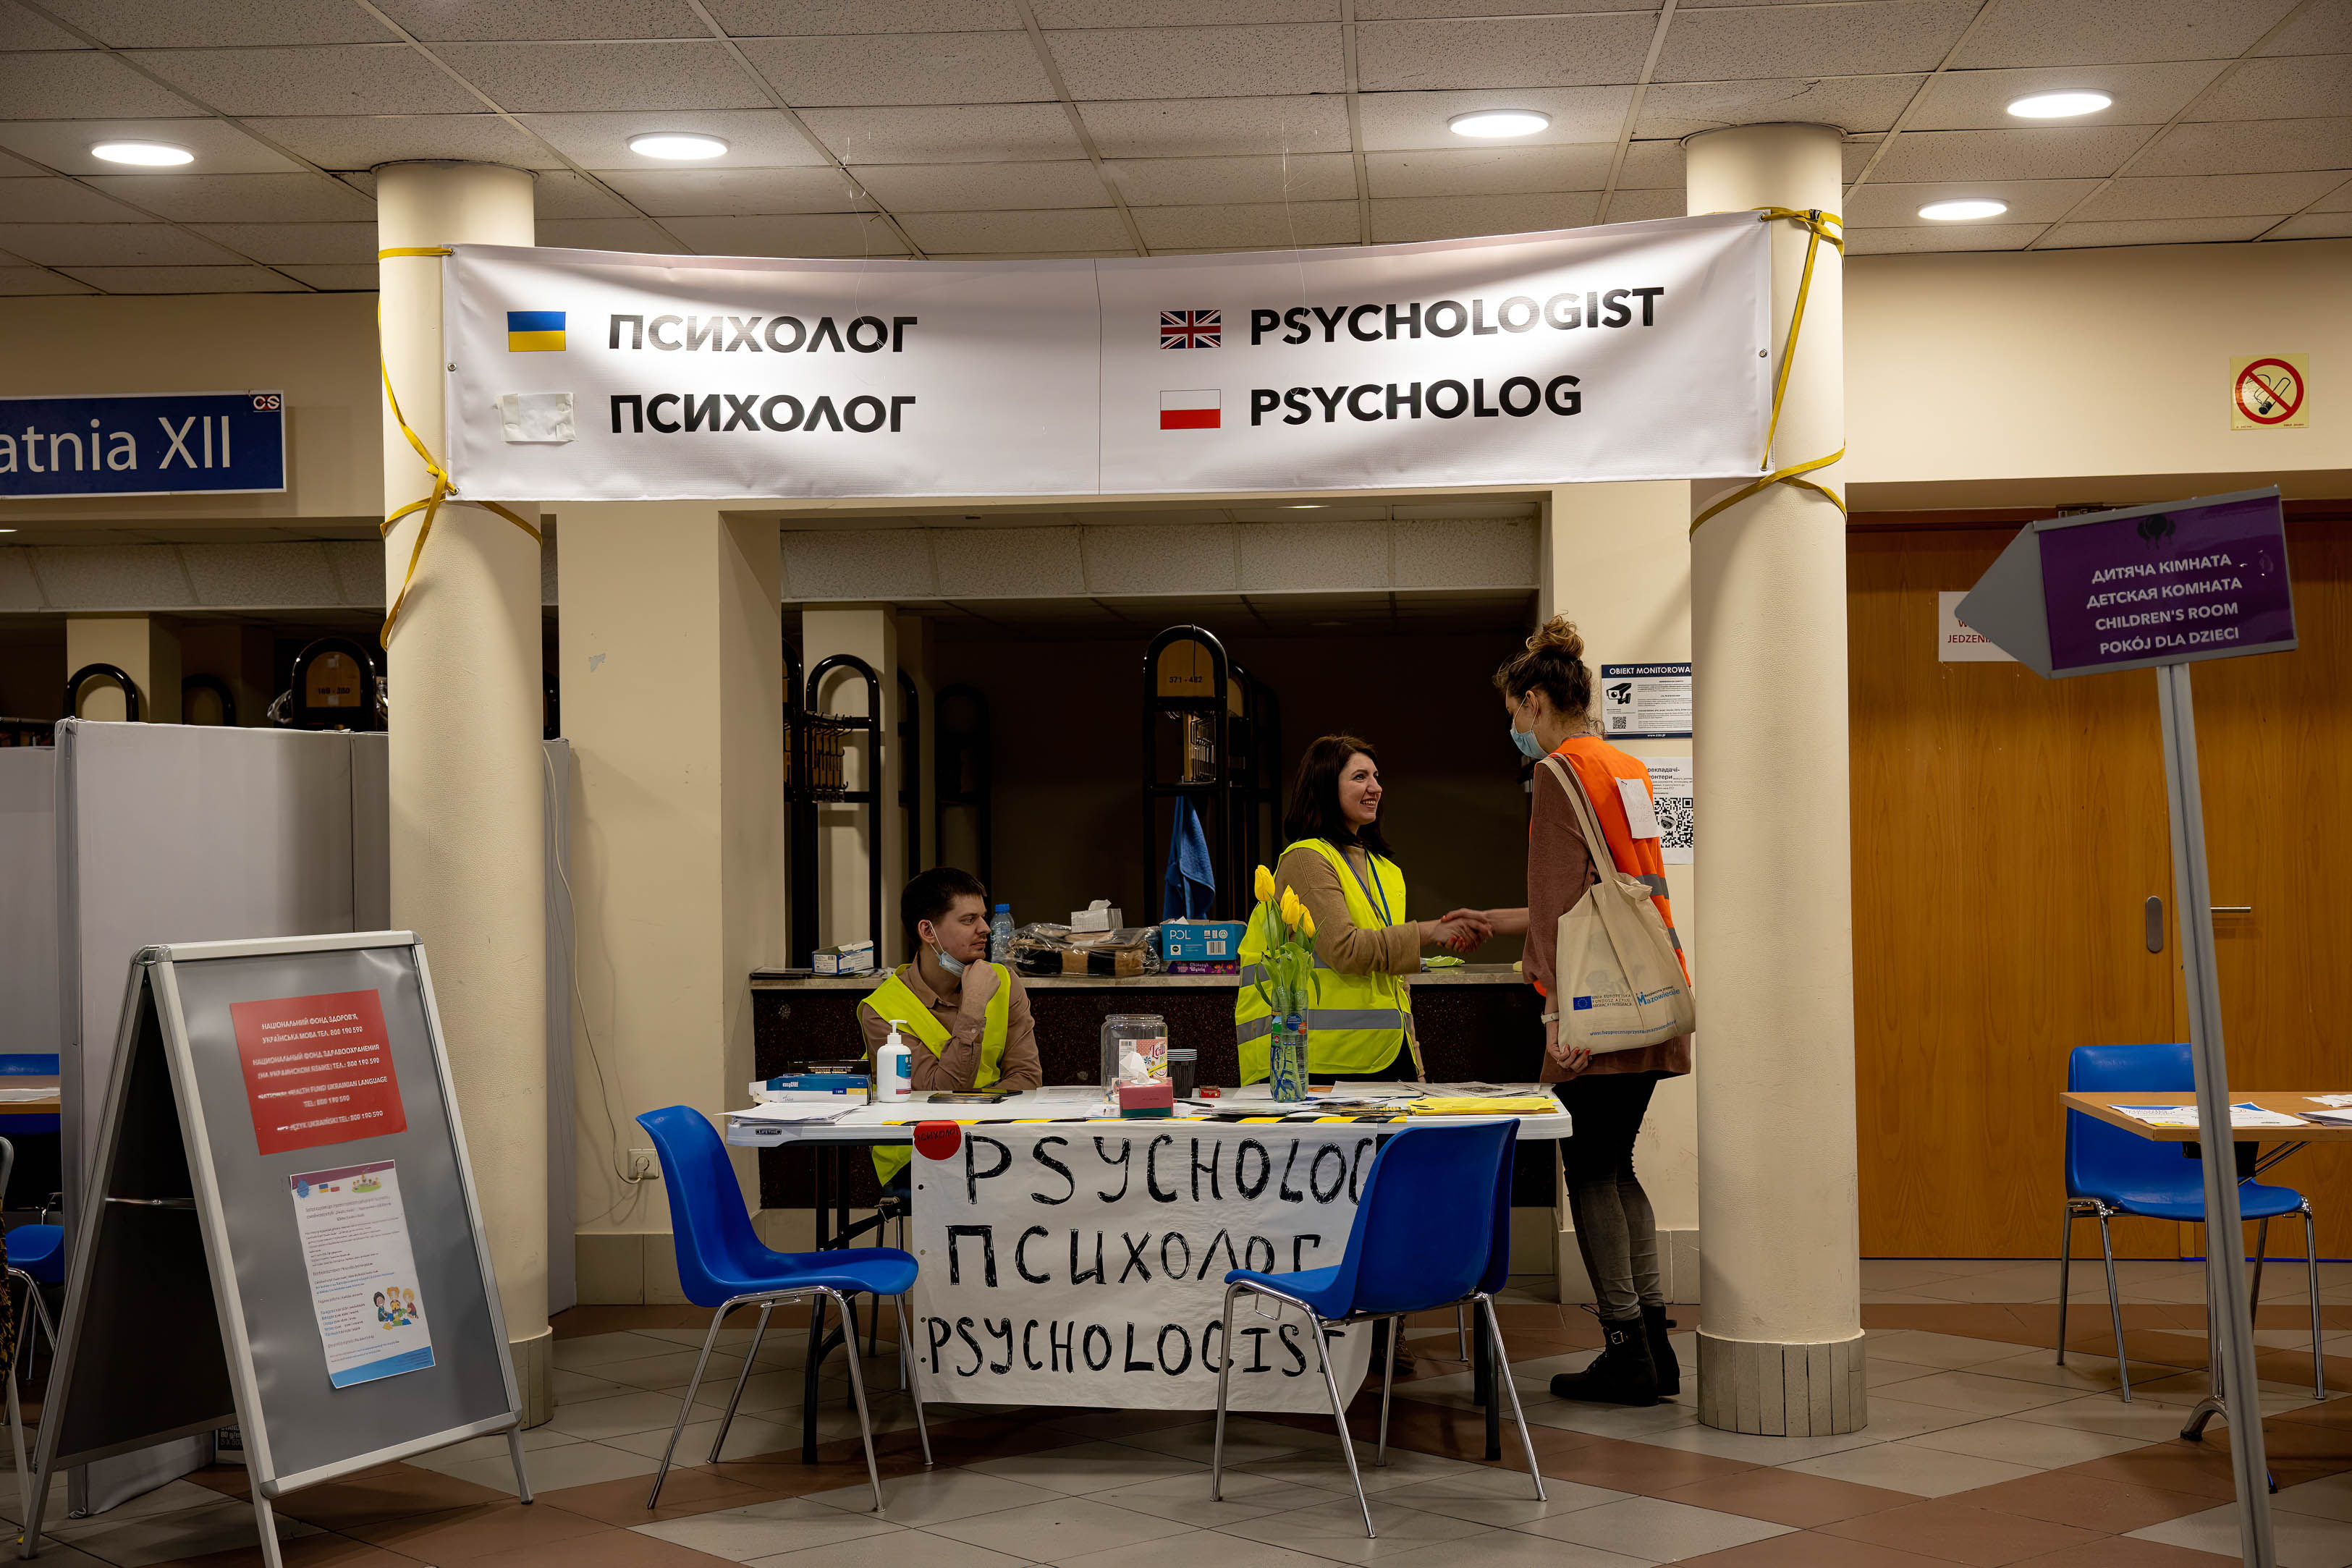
[[1275, 842, 1422, 978]]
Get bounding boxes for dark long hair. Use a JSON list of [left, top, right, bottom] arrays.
[[1282, 734, 1395, 860]]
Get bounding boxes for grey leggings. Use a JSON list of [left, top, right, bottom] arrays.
[[1556, 1071, 1666, 1317]]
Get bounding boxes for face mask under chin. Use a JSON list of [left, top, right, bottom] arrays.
[[933, 945, 968, 978]]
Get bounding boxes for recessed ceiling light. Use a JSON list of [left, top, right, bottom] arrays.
[[1919, 198, 2010, 221], [627, 132, 728, 161], [2006, 90, 2112, 119], [1448, 110, 1550, 140], [91, 140, 193, 166]]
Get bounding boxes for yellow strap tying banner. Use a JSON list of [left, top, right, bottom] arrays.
[[375, 247, 540, 643], [1693, 207, 1847, 535]]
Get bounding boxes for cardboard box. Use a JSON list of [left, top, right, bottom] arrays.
[[812, 940, 875, 975], [1162, 919, 1248, 962]]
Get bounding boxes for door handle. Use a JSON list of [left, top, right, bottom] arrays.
[[2212, 905, 2253, 915], [2145, 896, 2164, 954]]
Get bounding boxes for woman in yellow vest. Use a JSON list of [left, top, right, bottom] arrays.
[[1235, 734, 1486, 1084], [858, 868, 1041, 1185]]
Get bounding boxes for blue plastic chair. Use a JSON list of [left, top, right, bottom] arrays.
[[635, 1106, 930, 1509], [1211, 1122, 1544, 1538], [2059, 1043, 2324, 1402]]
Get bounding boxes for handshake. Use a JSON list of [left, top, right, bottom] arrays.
[[1425, 907, 1496, 955]]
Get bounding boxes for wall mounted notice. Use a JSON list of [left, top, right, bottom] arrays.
[[439, 213, 1769, 501], [909, 1122, 1372, 1411], [289, 1160, 436, 1389], [0, 391, 285, 499], [1599, 663, 1692, 739], [231, 990, 407, 1156], [1643, 757, 1693, 865], [2230, 355, 2306, 430], [1938, 591, 2015, 662]]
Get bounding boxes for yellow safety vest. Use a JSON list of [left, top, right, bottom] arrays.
[[1234, 839, 1414, 1082], [864, 963, 1011, 1186]]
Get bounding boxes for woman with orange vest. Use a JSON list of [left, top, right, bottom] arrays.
[[1465, 616, 1692, 1409]]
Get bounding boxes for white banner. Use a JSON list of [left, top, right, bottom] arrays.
[[908, 1122, 1376, 1410], [441, 213, 1768, 502]]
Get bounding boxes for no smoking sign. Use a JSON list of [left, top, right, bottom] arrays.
[[2232, 354, 2307, 431]]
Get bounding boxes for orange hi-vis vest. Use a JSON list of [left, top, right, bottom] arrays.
[[1535, 735, 1688, 996]]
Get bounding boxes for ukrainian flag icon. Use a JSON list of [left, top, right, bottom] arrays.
[[507, 310, 565, 352]]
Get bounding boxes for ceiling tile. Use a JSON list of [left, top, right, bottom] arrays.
[[706, 0, 1025, 33], [523, 109, 828, 168], [183, 221, 377, 264], [2264, 211, 2352, 239], [1079, 96, 1350, 158], [247, 114, 566, 171], [598, 165, 859, 215], [535, 216, 680, 252], [1365, 143, 1615, 198], [1844, 136, 1882, 179], [373, 0, 710, 41], [1904, 62, 2229, 132], [2038, 216, 2277, 247], [1106, 152, 1355, 205], [433, 41, 769, 113], [0, 176, 145, 222], [2133, 117, 2352, 177], [1355, 86, 1633, 149], [0, 221, 237, 265], [1132, 198, 1357, 248], [854, 161, 1110, 212], [38, 0, 394, 46], [1633, 75, 1925, 139], [525, 171, 641, 218], [1356, 15, 1657, 90], [661, 211, 909, 255], [0, 49, 202, 117], [1045, 25, 1344, 100], [1039, 1, 1338, 21], [1369, 192, 1598, 242], [83, 171, 374, 221], [2188, 55, 2352, 124], [1656, 2, 1978, 83], [1873, 125, 2158, 182], [0, 266, 94, 294], [124, 45, 482, 116], [0, 117, 305, 176], [1617, 140, 1684, 189], [56, 263, 301, 292], [735, 32, 1053, 107], [1846, 223, 2047, 254], [1953, 0, 2301, 69], [802, 104, 1085, 164], [2076, 170, 2348, 221], [898, 207, 1130, 252], [1355, 0, 1643, 14], [2313, 178, 2352, 211], [0, 4, 89, 48], [2256, 4, 2352, 56], [1845, 178, 2100, 226], [1602, 187, 1683, 222]]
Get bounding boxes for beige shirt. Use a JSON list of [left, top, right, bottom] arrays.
[[855, 964, 1043, 1093], [1276, 841, 1422, 977]]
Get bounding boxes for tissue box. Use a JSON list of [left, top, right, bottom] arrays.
[[1070, 902, 1124, 932], [1162, 919, 1248, 962], [812, 940, 875, 975], [751, 1073, 870, 1103], [1117, 1080, 1175, 1118]]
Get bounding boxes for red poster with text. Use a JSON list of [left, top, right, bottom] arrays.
[[230, 989, 407, 1155]]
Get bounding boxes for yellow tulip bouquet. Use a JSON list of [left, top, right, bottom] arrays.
[[1248, 863, 1316, 1101]]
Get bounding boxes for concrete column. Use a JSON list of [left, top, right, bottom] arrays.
[[559, 503, 787, 1302], [800, 606, 906, 965], [64, 614, 179, 721], [377, 162, 553, 1418], [1684, 124, 1864, 1435]]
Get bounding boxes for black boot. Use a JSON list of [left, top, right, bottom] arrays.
[[1642, 1305, 1680, 1397], [1549, 1311, 1659, 1407]]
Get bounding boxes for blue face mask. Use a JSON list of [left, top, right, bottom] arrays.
[[934, 945, 968, 978], [1510, 722, 1546, 760]]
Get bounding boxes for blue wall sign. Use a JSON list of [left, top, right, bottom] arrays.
[[0, 391, 287, 499]]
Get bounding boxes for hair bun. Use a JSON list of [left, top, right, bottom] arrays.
[[1527, 615, 1585, 663]]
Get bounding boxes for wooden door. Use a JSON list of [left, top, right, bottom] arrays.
[[1850, 527, 2183, 1258]]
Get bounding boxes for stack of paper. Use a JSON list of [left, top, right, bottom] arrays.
[[2112, 1103, 2306, 1130], [1408, 1096, 1560, 1116]]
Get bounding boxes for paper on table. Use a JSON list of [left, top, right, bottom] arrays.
[[2306, 1093, 2352, 1107], [2112, 1103, 2306, 1129], [0, 1088, 54, 1103], [730, 1103, 853, 1123]]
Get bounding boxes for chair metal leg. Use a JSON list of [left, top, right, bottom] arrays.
[[708, 1301, 774, 1463], [2249, 1216, 2269, 1318], [1376, 1315, 1398, 1466], [2096, 1210, 2131, 1404], [1210, 1283, 1240, 1501], [829, 1289, 886, 1513], [894, 1293, 931, 1467], [1455, 1303, 1469, 1363], [647, 1304, 730, 1509], [1308, 1308, 1376, 1538], [1478, 1294, 1547, 1501], [6, 1339, 28, 1530], [2305, 1205, 2327, 1401], [2055, 1205, 2074, 1365]]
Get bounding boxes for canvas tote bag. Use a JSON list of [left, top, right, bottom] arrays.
[[1538, 754, 1697, 1054]]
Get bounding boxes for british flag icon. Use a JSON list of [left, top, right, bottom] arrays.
[[1159, 309, 1220, 349]]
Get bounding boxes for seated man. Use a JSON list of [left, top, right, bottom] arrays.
[[859, 868, 1042, 1185]]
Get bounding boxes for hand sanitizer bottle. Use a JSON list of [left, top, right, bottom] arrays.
[[876, 1022, 913, 1103]]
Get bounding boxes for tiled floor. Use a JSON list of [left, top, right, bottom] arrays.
[[7, 1259, 2348, 1568]]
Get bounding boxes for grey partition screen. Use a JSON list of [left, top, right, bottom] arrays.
[[28, 932, 530, 1568]]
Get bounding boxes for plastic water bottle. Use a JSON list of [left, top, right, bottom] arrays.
[[990, 903, 1014, 963]]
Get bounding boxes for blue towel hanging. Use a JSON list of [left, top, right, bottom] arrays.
[[1164, 795, 1216, 920]]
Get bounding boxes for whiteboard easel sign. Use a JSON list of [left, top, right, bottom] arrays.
[[1600, 663, 1691, 739], [1938, 591, 2016, 662]]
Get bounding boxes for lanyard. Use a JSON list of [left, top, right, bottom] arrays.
[[1345, 849, 1395, 925]]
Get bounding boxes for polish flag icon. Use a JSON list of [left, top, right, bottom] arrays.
[[1159, 389, 1219, 431]]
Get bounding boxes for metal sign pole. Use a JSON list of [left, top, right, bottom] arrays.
[[2154, 661, 2274, 1568]]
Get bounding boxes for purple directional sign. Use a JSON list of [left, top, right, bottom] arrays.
[[1955, 487, 2296, 679]]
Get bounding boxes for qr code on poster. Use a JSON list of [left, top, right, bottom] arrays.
[[1656, 793, 1694, 855]]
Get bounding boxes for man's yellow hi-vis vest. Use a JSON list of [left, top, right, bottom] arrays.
[[1233, 839, 1413, 1082], [864, 963, 1010, 1185]]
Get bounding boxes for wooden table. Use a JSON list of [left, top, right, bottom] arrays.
[[0, 1098, 60, 1116], [2062, 1090, 2352, 1141]]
